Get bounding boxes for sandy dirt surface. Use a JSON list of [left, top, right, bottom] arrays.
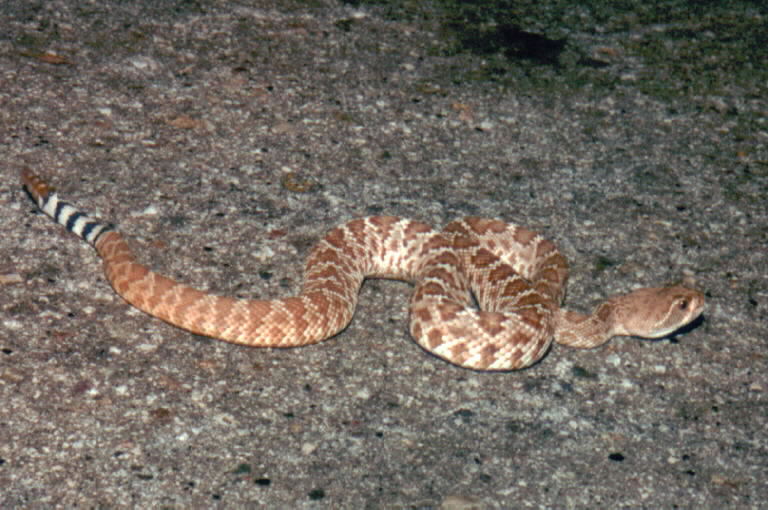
[[1, 1, 766, 507]]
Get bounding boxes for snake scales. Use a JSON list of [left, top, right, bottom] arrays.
[[21, 169, 704, 370]]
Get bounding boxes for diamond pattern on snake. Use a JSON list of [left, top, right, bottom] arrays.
[[21, 169, 705, 370]]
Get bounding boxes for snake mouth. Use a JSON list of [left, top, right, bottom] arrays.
[[643, 311, 705, 341], [663, 313, 706, 341]]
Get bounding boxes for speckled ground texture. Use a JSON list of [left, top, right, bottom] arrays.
[[1, 0, 766, 508]]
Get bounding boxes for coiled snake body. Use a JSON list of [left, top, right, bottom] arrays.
[[21, 169, 704, 370]]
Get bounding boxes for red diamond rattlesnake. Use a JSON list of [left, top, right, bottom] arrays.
[[21, 169, 704, 370]]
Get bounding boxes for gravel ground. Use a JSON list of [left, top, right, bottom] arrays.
[[1, 1, 766, 508]]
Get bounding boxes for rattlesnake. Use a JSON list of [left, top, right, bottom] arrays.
[[20, 169, 704, 370]]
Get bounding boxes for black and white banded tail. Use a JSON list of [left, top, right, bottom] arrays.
[[21, 168, 112, 246]]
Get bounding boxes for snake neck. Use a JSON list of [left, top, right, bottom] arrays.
[[553, 303, 616, 349]]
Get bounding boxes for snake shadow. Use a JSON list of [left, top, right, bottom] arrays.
[[661, 313, 706, 345]]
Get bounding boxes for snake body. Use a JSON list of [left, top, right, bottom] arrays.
[[21, 169, 705, 370]]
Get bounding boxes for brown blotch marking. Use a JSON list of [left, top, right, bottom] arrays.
[[422, 250, 461, 268], [245, 300, 274, 329], [413, 307, 432, 323], [534, 238, 557, 258], [263, 298, 293, 331], [310, 254, 355, 280], [386, 236, 405, 256], [597, 303, 613, 323], [438, 303, 463, 322], [451, 235, 477, 250], [427, 329, 443, 349], [306, 263, 345, 282], [479, 343, 500, 368], [545, 252, 568, 269], [285, 297, 314, 335], [150, 272, 181, 295], [411, 286, 429, 302], [108, 232, 131, 246], [266, 323, 289, 343], [537, 265, 565, 285], [510, 331, 532, 348], [470, 248, 498, 269], [411, 322, 423, 340], [507, 332, 534, 365], [310, 293, 341, 318], [466, 217, 507, 235], [319, 228, 346, 251], [105, 252, 138, 267], [536, 326, 551, 346], [223, 307, 252, 337], [516, 307, 543, 329], [502, 278, 530, 298], [142, 273, 185, 312], [329, 294, 354, 327], [562, 309, 589, 325], [415, 237, 453, 261], [95, 231, 123, 251], [442, 219, 470, 235], [415, 281, 448, 299], [110, 264, 151, 295], [210, 296, 242, 328], [449, 343, 469, 363], [307, 280, 351, 302], [403, 219, 433, 239], [309, 250, 347, 274], [424, 266, 461, 289], [98, 237, 136, 264], [343, 217, 367, 234], [513, 227, 537, 245], [534, 280, 564, 304], [349, 216, 378, 233], [478, 311, 506, 336], [350, 218, 374, 246], [487, 264, 516, 282], [514, 293, 546, 308]]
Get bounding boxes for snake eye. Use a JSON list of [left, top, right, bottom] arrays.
[[678, 299, 689, 311]]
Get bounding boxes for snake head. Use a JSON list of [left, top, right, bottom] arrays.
[[610, 285, 705, 339]]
